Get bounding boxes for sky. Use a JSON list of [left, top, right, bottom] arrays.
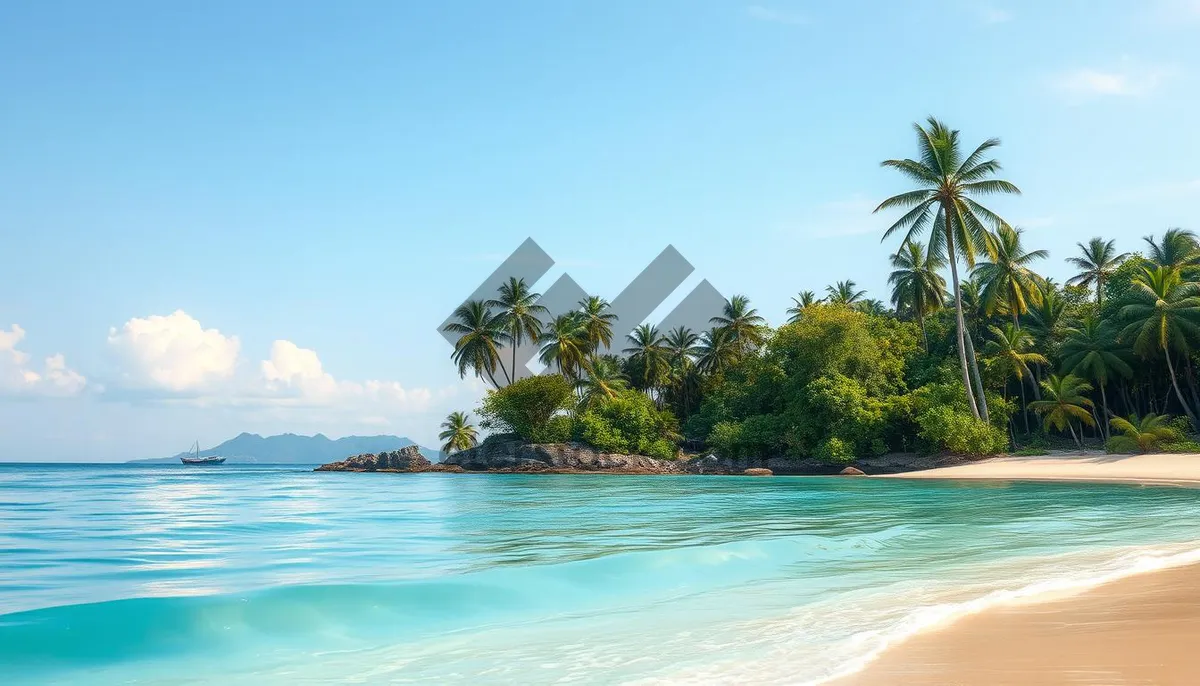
[[2, 0, 1198, 461]]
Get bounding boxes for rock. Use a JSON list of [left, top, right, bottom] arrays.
[[839, 466, 867, 476], [742, 468, 773, 476], [315, 445, 436, 472], [443, 437, 685, 474]]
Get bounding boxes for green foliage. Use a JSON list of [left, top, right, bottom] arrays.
[[478, 375, 576, 441], [915, 405, 1009, 456], [575, 390, 679, 460], [1106, 413, 1180, 453], [1012, 447, 1048, 456], [814, 436, 855, 463], [1161, 440, 1200, 454]]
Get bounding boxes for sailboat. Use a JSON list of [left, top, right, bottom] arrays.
[[181, 441, 226, 465]]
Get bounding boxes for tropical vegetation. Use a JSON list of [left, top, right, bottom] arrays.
[[440, 118, 1199, 462]]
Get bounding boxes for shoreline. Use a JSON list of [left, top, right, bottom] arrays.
[[881, 451, 1200, 486], [828, 558, 1200, 685]]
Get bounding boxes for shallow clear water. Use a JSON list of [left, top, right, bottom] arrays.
[[1, 464, 1199, 684]]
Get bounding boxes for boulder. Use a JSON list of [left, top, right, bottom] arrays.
[[742, 468, 773, 476], [316, 445, 436, 472], [443, 437, 684, 474], [838, 466, 867, 476]]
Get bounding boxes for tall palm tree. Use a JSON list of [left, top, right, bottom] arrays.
[[623, 324, 670, 396], [984, 323, 1049, 434], [438, 411, 478, 455], [1143, 228, 1199, 274], [575, 354, 628, 408], [876, 117, 1020, 421], [443, 300, 509, 387], [663, 326, 702, 416], [538, 312, 590, 380], [696, 326, 738, 377], [1118, 265, 1200, 428], [709, 294, 767, 354], [786, 291, 820, 324], [1066, 237, 1128, 308], [577, 295, 618, 354], [1029, 374, 1096, 447], [888, 241, 947, 349], [1061, 316, 1133, 440], [1108, 413, 1179, 454], [487, 277, 548, 384], [1026, 279, 1067, 360], [825, 280, 867, 306], [973, 225, 1047, 326]]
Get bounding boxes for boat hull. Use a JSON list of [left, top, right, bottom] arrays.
[[181, 457, 226, 465]]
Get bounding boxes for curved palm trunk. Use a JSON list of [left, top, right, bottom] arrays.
[[918, 314, 928, 352], [1099, 383, 1110, 441], [963, 329, 990, 422], [1018, 379, 1030, 435], [1164, 352, 1200, 430], [944, 222, 981, 419], [1067, 421, 1080, 448]]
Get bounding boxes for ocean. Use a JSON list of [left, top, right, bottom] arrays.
[[2, 463, 1199, 684]]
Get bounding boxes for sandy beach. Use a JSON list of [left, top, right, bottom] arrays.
[[833, 561, 1200, 685], [886, 451, 1200, 485]]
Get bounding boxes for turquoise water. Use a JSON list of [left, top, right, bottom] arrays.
[[2, 464, 1199, 684]]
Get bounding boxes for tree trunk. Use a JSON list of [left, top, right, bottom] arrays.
[[1099, 382, 1111, 441], [1165, 352, 1200, 430], [945, 220, 981, 419], [1019, 378, 1030, 435], [919, 314, 929, 352], [963, 327, 990, 422], [1067, 421, 1080, 448]]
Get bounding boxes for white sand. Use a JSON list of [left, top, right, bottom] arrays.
[[887, 452, 1200, 485]]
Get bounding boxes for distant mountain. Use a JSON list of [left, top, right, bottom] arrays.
[[128, 433, 440, 464]]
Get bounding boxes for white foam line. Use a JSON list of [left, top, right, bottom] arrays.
[[806, 543, 1200, 685]]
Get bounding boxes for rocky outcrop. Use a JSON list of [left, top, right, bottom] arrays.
[[443, 437, 685, 474], [839, 466, 867, 476], [315, 445, 464, 473], [742, 468, 773, 476]]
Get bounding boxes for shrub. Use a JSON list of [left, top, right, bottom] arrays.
[[1161, 440, 1200, 454], [915, 405, 1009, 456], [814, 436, 855, 463], [478, 375, 576, 441], [575, 390, 680, 459]]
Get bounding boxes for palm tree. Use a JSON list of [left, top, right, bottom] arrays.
[[577, 296, 618, 353], [1060, 316, 1133, 440], [1026, 279, 1067, 359], [1143, 228, 1199, 274], [709, 294, 767, 354], [855, 299, 889, 316], [1118, 265, 1200, 428], [1108, 413, 1179, 454], [825, 280, 867, 306], [696, 326, 738, 377], [439, 411, 478, 455], [1066, 237, 1128, 308], [623, 324, 670, 396], [973, 225, 1047, 326], [888, 241, 947, 349], [1028, 374, 1096, 447], [538, 312, 590, 380], [487, 277, 548, 384], [575, 354, 628, 408], [663, 326, 701, 416], [876, 117, 1020, 421], [984, 323, 1048, 434], [786, 291, 820, 324], [443, 300, 509, 387]]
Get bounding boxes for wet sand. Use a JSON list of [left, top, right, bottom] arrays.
[[832, 562, 1200, 685]]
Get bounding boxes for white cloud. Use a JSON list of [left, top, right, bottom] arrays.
[[0, 324, 87, 397], [1054, 60, 1174, 98], [746, 5, 808, 26], [107, 310, 240, 392], [106, 311, 434, 415]]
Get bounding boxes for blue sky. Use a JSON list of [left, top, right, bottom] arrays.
[[2, 0, 1198, 460]]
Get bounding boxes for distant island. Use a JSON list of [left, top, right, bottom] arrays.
[[128, 433, 439, 465]]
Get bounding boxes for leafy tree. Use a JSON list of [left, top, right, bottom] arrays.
[[1029, 374, 1095, 447], [877, 117, 1020, 421], [888, 240, 946, 349], [575, 390, 680, 460], [1107, 413, 1179, 454], [1118, 265, 1200, 428], [444, 300, 510, 387], [438, 411, 478, 455], [710, 294, 767, 354], [488, 277, 548, 385], [478, 374, 576, 442], [1066, 237, 1128, 308], [974, 225, 1047, 326]]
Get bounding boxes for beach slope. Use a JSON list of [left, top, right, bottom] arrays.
[[885, 452, 1200, 485]]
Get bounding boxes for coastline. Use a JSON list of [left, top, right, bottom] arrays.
[[829, 559, 1200, 685], [882, 451, 1200, 486]]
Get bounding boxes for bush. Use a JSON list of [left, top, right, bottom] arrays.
[[478, 375, 576, 441], [814, 436, 855, 463], [915, 405, 1009, 456], [1160, 440, 1200, 454], [575, 390, 679, 459]]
